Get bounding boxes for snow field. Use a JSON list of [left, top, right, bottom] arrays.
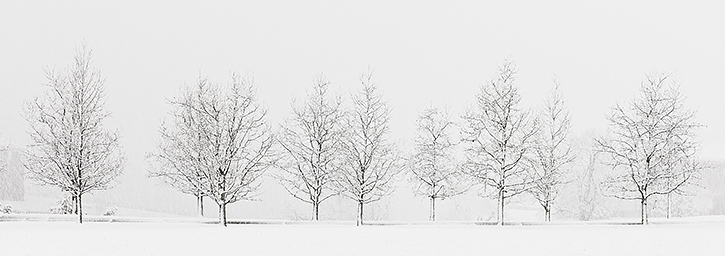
[[1, 221, 724, 255]]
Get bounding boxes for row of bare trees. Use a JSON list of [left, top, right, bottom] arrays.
[[408, 61, 702, 225], [21, 46, 702, 226], [421, 61, 576, 225], [149, 69, 401, 226], [404, 61, 571, 225], [272, 71, 401, 226]]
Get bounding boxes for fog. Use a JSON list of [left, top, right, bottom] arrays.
[[1, 0, 724, 220]]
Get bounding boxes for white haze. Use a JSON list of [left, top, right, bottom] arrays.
[[1, 0, 724, 220]]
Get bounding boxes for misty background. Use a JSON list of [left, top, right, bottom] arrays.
[[1, 0, 724, 221]]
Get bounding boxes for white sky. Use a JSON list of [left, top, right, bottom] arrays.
[[1, 0, 724, 218]]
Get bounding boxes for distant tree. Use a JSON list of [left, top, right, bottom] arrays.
[[0, 141, 7, 181], [24, 46, 125, 223], [151, 74, 275, 226], [338, 70, 400, 226], [0, 146, 25, 202], [596, 73, 703, 224], [461, 60, 538, 225], [148, 77, 211, 217], [275, 74, 345, 221], [0, 139, 6, 172], [576, 146, 602, 221], [529, 81, 575, 221], [661, 159, 704, 219], [408, 106, 467, 221]]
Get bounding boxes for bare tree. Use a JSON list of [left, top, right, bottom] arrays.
[[461, 60, 538, 225], [338, 70, 400, 226], [529, 80, 575, 221], [0, 140, 10, 199], [596, 73, 702, 224], [0, 145, 25, 202], [576, 146, 602, 221], [0, 139, 7, 173], [24, 46, 125, 223], [148, 77, 212, 217], [151, 74, 274, 226], [275, 74, 344, 221], [662, 158, 703, 219], [408, 106, 467, 221]]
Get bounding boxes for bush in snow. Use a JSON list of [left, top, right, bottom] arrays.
[[1, 204, 12, 214], [103, 206, 118, 216], [49, 196, 73, 214]]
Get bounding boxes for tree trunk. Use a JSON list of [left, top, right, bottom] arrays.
[[640, 198, 648, 225], [430, 197, 436, 221], [219, 203, 227, 227], [197, 195, 204, 217], [73, 195, 78, 215], [545, 201, 551, 222], [356, 201, 363, 226], [78, 193, 83, 224], [497, 188, 504, 226], [666, 193, 671, 219], [312, 202, 320, 221], [223, 203, 227, 226]]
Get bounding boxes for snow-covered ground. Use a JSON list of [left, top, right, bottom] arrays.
[[1, 219, 724, 255]]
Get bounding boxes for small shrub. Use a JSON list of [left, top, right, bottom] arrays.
[[103, 206, 118, 216], [1, 204, 12, 214], [49, 196, 73, 214]]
